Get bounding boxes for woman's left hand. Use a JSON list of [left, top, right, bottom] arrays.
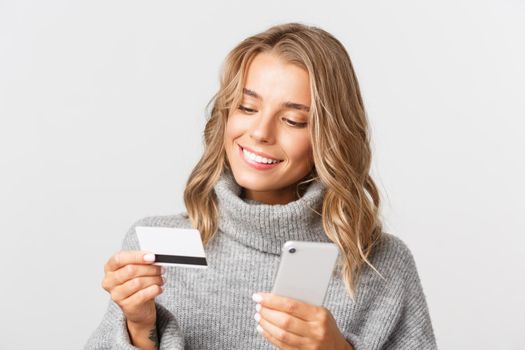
[[252, 292, 354, 350]]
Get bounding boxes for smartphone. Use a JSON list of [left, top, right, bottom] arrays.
[[271, 241, 339, 306]]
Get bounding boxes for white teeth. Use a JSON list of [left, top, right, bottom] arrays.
[[242, 148, 280, 164]]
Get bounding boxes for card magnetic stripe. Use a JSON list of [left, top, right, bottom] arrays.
[[154, 254, 208, 266]]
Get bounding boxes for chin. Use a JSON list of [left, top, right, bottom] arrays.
[[231, 169, 276, 191]]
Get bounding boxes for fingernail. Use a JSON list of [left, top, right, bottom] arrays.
[[161, 266, 166, 274], [143, 253, 155, 262], [255, 303, 261, 312], [252, 293, 262, 302], [254, 313, 261, 322], [256, 324, 263, 334], [161, 275, 166, 284]]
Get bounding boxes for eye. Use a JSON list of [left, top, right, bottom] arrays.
[[283, 118, 308, 128], [238, 105, 257, 114]]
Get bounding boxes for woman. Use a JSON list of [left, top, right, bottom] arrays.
[[85, 23, 437, 350]]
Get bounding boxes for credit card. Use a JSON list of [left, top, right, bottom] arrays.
[[135, 226, 207, 268]]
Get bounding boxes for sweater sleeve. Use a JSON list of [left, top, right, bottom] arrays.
[[341, 234, 438, 350], [84, 217, 185, 350]]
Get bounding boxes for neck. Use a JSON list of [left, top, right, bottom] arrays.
[[241, 186, 299, 205]]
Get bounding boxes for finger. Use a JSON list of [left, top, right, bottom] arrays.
[[112, 275, 165, 302], [109, 264, 164, 288], [120, 283, 164, 309], [257, 304, 308, 337], [257, 318, 303, 349], [253, 292, 318, 321], [105, 250, 155, 273]]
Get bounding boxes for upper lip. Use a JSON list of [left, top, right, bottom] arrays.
[[239, 144, 283, 161]]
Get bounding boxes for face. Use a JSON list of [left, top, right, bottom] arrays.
[[224, 51, 314, 205]]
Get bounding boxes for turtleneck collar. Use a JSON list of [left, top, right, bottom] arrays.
[[213, 170, 332, 255]]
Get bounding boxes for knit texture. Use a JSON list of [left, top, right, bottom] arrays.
[[85, 170, 437, 349]]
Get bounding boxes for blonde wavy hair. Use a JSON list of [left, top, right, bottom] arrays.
[[183, 22, 384, 300]]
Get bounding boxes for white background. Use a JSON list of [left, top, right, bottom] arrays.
[[1, 1, 524, 349]]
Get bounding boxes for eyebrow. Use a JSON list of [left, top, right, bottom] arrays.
[[243, 88, 310, 112]]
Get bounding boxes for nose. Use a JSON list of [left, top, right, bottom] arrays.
[[249, 114, 275, 144]]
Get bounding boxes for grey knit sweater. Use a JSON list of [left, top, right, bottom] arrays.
[[85, 170, 437, 349]]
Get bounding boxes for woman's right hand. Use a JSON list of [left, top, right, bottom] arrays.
[[101, 250, 165, 327]]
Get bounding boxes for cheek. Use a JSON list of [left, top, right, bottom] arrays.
[[282, 133, 313, 164], [225, 114, 249, 142]]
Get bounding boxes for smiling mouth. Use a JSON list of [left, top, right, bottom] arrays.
[[238, 144, 284, 165]]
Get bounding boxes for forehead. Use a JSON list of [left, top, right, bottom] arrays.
[[242, 52, 311, 105]]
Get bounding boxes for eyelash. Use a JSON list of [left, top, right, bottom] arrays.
[[238, 105, 256, 113], [238, 105, 307, 128]]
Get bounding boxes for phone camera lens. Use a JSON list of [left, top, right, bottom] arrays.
[[288, 247, 296, 254]]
